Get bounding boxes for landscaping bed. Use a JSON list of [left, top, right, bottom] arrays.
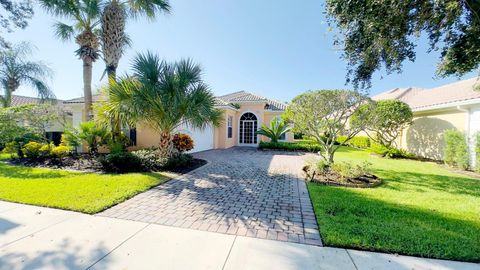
[[6, 153, 206, 174]]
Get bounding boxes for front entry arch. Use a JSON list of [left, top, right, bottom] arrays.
[[239, 112, 258, 145]]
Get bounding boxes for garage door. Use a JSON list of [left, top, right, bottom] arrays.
[[175, 124, 214, 153]]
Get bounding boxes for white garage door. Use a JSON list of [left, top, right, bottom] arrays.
[[175, 124, 214, 153]]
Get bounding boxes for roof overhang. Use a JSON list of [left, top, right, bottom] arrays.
[[412, 98, 480, 113]]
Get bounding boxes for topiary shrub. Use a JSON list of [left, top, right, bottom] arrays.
[[443, 129, 469, 170], [22, 141, 43, 158], [51, 145, 71, 159], [99, 152, 144, 173], [172, 133, 194, 152], [348, 136, 371, 148]]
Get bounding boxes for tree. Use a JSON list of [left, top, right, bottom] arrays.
[[39, 0, 101, 120], [353, 100, 413, 148], [100, 0, 170, 80], [284, 90, 371, 165], [0, 42, 54, 107], [0, 0, 34, 49], [100, 0, 170, 142], [257, 119, 291, 143], [96, 52, 222, 158], [0, 104, 60, 149], [325, 0, 480, 89]]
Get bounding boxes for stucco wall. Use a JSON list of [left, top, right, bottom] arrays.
[[400, 109, 466, 160]]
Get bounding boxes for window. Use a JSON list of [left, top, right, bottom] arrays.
[[45, 132, 63, 146], [227, 116, 233, 138]]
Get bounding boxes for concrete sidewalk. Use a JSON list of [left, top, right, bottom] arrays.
[[0, 201, 478, 270]]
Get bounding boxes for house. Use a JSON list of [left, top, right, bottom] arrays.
[[1, 95, 71, 145], [373, 77, 480, 167], [62, 90, 293, 152]]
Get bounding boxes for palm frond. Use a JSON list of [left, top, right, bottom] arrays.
[[127, 0, 171, 20], [53, 22, 75, 41]]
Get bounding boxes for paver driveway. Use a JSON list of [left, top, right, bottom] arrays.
[[98, 147, 322, 245]]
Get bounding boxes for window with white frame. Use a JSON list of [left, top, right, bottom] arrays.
[[227, 115, 233, 138]]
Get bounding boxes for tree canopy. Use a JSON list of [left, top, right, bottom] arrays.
[[0, 0, 34, 49], [326, 0, 480, 89], [284, 89, 371, 164]]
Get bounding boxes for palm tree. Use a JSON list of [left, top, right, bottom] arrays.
[[0, 42, 54, 108], [39, 0, 101, 120], [257, 119, 291, 143], [100, 0, 171, 80], [101, 0, 170, 142], [97, 52, 222, 157]]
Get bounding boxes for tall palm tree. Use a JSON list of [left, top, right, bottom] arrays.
[[97, 52, 222, 157], [101, 0, 171, 80], [101, 0, 170, 142], [0, 42, 54, 108], [39, 0, 101, 120]]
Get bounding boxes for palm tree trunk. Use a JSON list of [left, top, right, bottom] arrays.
[[83, 57, 93, 121], [3, 87, 12, 107], [159, 131, 173, 158]]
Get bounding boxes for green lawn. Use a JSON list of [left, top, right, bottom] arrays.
[[0, 160, 167, 214], [308, 147, 480, 262]]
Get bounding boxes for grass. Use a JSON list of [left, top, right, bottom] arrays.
[[0, 160, 167, 214], [308, 146, 480, 262]]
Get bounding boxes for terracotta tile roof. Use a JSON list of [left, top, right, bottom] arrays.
[[63, 95, 102, 104], [217, 91, 287, 111], [1, 95, 61, 107], [373, 77, 480, 110]]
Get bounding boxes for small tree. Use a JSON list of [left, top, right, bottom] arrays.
[[353, 100, 413, 148], [257, 120, 291, 143], [284, 90, 371, 165]]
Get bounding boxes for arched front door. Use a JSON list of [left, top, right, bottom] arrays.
[[239, 112, 258, 145]]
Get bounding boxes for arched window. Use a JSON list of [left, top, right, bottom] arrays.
[[239, 112, 258, 144]]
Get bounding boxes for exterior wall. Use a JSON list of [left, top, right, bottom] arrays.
[[399, 109, 467, 160], [468, 105, 480, 168]]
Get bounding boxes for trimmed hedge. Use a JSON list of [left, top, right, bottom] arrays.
[[443, 129, 469, 170], [258, 141, 322, 152], [337, 135, 370, 149]]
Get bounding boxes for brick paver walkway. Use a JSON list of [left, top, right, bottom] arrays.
[[98, 147, 322, 245]]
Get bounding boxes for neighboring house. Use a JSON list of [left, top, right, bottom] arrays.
[[1, 95, 71, 145], [63, 90, 293, 153], [373, 77, 480, 167]]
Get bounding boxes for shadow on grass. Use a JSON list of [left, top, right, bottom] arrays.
[[308, 183, 480, 262], [0, 163, 68, 179], [374, 169, 480, 197]]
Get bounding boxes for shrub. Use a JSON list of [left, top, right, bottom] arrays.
[[331, 161, 372, 181], [51, 145, 71, 158], [257, 120, 291, 143], [443, 129, 469, 170], [172, 133, 194, 152], [39, 142, 54, 158], [259, 141, 322, 152], [99, 152, 144, 173], [164, 153, 193, 168], [61, 128, 81, 151], [22, 141, 43, 158], [336, 136, 370, 148], [77, 121, 110, 154], [13, 133, 43, 157], [2, 141, 18, 157], [131, 148, 167, 170], [369, 143, 414, 159]]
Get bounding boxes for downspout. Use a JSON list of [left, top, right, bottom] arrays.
[[457, 105, 472, 168]]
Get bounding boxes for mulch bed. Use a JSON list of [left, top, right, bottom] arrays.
[[7, 154, 207, 175], [303, 165, 382, 188]]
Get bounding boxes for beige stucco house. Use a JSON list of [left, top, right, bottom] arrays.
[[62, 90, 293, 153], [373, 77, 480, 167]]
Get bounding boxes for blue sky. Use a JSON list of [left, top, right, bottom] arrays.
[[5, 0, 476, 102]]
